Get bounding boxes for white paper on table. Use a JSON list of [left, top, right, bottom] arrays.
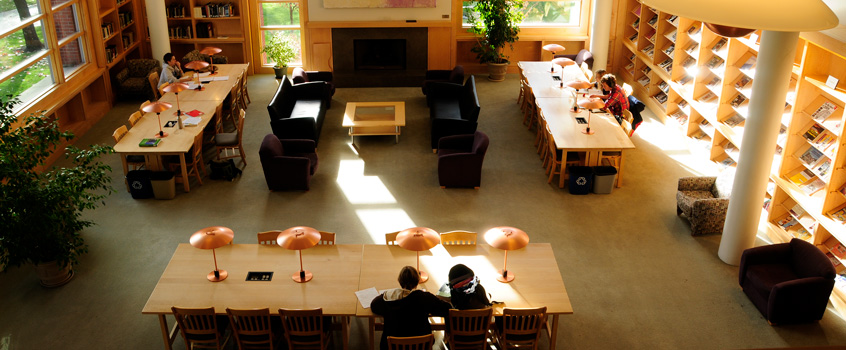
[[356, 287, 380, 308], [182, 117, 202, 126], [198, 72, 211, 77], [185, 82, 200, 90], [211, 76, 229, 81]]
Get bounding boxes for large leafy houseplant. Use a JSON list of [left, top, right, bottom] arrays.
[[468, 0, 524, 64], [262, 32, 297, 78], [0, 96, 113, 282]]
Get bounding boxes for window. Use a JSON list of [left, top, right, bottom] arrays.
[[462, 0, 582, 27], [0, 0, 90, 110], [256, 0, 302, 66]]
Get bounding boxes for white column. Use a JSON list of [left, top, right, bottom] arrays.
[[144, 0, 171, 64], [588, 0, 612, 71], [719, 30, 800, 265]]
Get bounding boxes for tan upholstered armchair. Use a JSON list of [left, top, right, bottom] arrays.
[[115, 59, 160, 99], [676, 168, 735, 235]]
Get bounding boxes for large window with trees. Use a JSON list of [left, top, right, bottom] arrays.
[[0, 0, 90, 111], [463, 0, 583, 27], [256, 0, 302, 67]]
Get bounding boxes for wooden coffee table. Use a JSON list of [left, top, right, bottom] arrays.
[[342, 102, 406, 144]]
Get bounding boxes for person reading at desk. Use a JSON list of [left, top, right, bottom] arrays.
[[590, 74, 629, 124], [447, 264, 492, 310], [159, 53, 185, 86], [591, 69, 608, 93], [371, 266, 451, 350]]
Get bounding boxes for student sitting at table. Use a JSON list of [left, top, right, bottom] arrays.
[[371, 266, 451, 350], [447, 264, 492, 310], [591, 69, 608, 93], [590, 74, 629, 124], [159, 53, 185, 86]]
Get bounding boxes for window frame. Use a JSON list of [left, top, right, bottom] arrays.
[[455, 0, 591, 39], [252, 0, 305, 70]]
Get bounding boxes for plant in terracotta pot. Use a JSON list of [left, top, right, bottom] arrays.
[[0, 96, 113, 287], [468, 0, 524, 81], [262, 32, 298, 79]]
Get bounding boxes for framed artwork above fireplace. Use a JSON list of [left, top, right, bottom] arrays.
[[323, 0, 435, 9]]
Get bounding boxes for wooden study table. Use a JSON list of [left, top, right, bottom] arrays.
[[113, 64, 248, 192], [535, 97, 636, 188], [142, 243, 361, 350], [356, 243, 573, 350]]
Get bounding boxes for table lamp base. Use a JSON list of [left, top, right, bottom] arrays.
[[292, 270, 313, 283], [156, 131, 169, 138], [207, 269, 227, 282], [419, 271, 429, 283], [496, 270, 515, 283], [582, 128, 595, 135]]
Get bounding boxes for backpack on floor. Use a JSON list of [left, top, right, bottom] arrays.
[[210, 159, 242, 181]]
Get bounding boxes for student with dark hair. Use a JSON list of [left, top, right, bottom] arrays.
[[159, 52, 184, 86], [447, 264, 491, 310], [590, 74, 629, 124], [370, 266, 451, 350]]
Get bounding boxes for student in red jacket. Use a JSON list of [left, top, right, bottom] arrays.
[[371, 266, 451, 350]]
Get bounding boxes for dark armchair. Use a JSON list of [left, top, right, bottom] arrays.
[[182, 50, 228, 69], [267, 78, 330, 145], [739, 238, 836, 324], [437, 131, 489, 189], [554, 49, 594, 70], [428, 76, 481, 152], [422, 65, 464, 105], [258, 134, 319, 191], [115, 59, 161, 99], [292, 67, 335, 107]]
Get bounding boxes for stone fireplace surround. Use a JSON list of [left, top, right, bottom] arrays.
[[332, 27, 428, 88]]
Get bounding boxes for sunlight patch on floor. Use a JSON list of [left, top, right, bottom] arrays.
[[336, 159, 397, 204], [355, 209, 416, 243]]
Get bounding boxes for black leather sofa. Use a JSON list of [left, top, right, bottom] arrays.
[[427, 75, 480, 152], [267, 78, 330, 145]]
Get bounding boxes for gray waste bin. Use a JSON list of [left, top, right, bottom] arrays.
[[593, 166, 618, 194], [150, 171, 176, 199]]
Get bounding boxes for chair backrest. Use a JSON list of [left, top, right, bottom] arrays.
[[440, 231, 477, 246], [226, 308, 275, 350], [192, 130, 204, 160], [387, 334, 434, 350], [159, 82, 170, 96], [318, 231, 335, 245], [140, 100, 151, 113], [237, 109, 247, 138], [112, 125, 128, 143], [622, 110, 634, 136], [149, 71, 160, 99], [385, 231, 400, 245], [128, 111, 142, 127], [279, 308, 329, 349], [546, 125, 557, 159], [500, 307, 547, 350], [171, 306, 225, 349], [257, 231, 282, 245], [447, 308, 493, 350], [472, 131, 489, 155]]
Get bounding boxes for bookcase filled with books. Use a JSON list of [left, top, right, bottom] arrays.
[[96, 0, 144, 68], [149, 0, 250, 64]]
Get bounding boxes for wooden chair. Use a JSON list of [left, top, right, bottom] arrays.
[[279, 308, 331, 350], [226, 308, 280, 350], [140, 100, 151, 113], [522, 84, 537, 129], [170, 131, 206, 187], [215, 108, 247, 165], [544, 125, 582, 187], [128, 111, 143, 127], [385, 231, 400, 245], [491, 307, 547, 350], [112, 125, 146, 178], [535, 110, 548, 159], [257, 231, 282, 245], [226, 80, 245, 127], [446, 308, 493, 350], [517, 65, 527, 108], [171, 306, 230, 350], [440, 231, 477, 246], [318, 231, 335, 245], [241, 73, 251, 105], [148, 71, 160, 100], [387, 334, 434, 350], [159, 82, 170, 96]]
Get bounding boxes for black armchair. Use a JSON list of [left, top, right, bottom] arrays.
[[267, 78, 330, 145], [428, 76, 481, 152], [258, 134, 319, 191], [437, 131, 489, 188], [739, 238, 836, 324], [292, 67, 334, 107], [422, 65, 464, 105], [554, 49, 594, 70], [115, 59, 161, 99]]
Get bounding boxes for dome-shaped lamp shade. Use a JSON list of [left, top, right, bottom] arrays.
[[277, 226, 321, 283], [141, 101, 172, 114], [163, 82, 190, 94], [200, 46, 222, 55], [552, 57, 575, 67], [397, 227, 440, 283], [484, 227, 529, 283], [185, 60, 210, 71], [567, 80, 591, 90], [577, 98, 605, 110], [189, 226, 234, 282], [542, 44, 565, 53]]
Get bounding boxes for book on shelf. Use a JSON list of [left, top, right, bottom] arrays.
[[699, 91, 717, 103], [670, 111, 688, 124], [658, 59, 673, 71], [667, 15, 678, 26], [816, 159, 832, 178], [793, 227, 812, 241], [687, 25, 701, 36], [629, 32, 638, 42], [802, 177, 826, 195], [828, 252, 843, 268], [811, 101, 838, 121], [629, 53, 636, 61], [740, 56, 757, 71], [763, 197, 771, 211], [641, 66, 652, 75], [665, 30, 677, 42], [678, 100, 688, 109], [777, 216, 799, 229], [632, 6, 641, 16], [812, 131, 837, 153], [724, 113, 745, 127], [831, 206, 846, 223], [663, 44, 675, 56], [637, 75, 651, 86], [711, 38, 728, 52], [803, 123, 825, 142], [624, 62, 635, 71], [720, 157, 736, 167], [648, 15, 658, 26], [730, 94, 747, 108], [645, 29, 656, 41], [654, 92, 668, 104], [789, 169, 815, 185], [831, 242, 846, 259], [799, 146, 825, 166], [658, 81, 669, 93], [735, 75, 752, 90], [685, 42, 699, 54], [641, 44, 655, 57], [631, 18, 640, 29], [705, 56, 725, 69], [681, 56, 696, 68], [789, 203, 806, 218], [706, 76, 721, 88], [678, 75, 693, 85]]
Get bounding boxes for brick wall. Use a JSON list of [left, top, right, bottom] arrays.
[[54, 5, 83, 67]]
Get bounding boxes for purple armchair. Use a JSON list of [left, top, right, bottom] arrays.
[[423, 65, 464, 105], [437, 131, 489, 189], [258, 134, 318, 191], [739, 238, 835, 324], [554, 49, 594, 70], [292, 67, 334, 108]]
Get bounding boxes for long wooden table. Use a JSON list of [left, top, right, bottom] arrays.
[[356, 243, 573, 350], [113, 64, 248, 192], [142, 243, 362, 350]]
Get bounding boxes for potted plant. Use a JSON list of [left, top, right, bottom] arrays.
[[468, 0, 524, 81], [262, 32, 298, 79], [0, 96, 113, 287]]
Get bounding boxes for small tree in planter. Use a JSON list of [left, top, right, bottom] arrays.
[[0, 96, 113, 287], [262, 32, 298, 79], [468, 0, 524, 81]]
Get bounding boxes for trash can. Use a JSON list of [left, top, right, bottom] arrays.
[[150, 171, 176, 199], [126, 170, 153, 199], [568, 166, 593, 195], [593, 166, 618, 194]]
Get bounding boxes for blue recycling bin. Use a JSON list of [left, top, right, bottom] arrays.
[[126, 170, 153, 199], [568, 166, 593, 195]]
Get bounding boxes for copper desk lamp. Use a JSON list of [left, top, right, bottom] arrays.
[[277, 226, 321, 283], [396, 227, 440, 283], [162, 82, 189, 118], [566, 80, 591, 97], [184, 60, 210, 91], [199, 46, 222, 75], [551, 57, 575, 88], [141, 101, 172, 138], [484, 226, 529, 283], [542, 44, 565, 73], [189, 226, 234, 282], [578, 98, 605, 135]]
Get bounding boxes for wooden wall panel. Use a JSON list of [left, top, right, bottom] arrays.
[[428, 27, 452, 69], [308, 28, 332, 70]]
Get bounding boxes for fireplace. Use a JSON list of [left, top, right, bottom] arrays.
[[332, 28, 427, 88]]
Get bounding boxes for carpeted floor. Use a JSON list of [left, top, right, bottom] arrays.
[[1, 73, 846, 349]]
